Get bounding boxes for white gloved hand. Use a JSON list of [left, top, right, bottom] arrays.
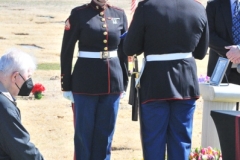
[[120, 91, 126, 99], [63, 91, 74, 103]]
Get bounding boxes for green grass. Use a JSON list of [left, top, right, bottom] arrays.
[[37, 63, 60, 70]]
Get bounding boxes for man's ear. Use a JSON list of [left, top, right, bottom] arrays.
[[11, 72, 19, 82]]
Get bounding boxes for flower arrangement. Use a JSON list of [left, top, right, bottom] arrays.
[[189, 146, 222, 160], [31, 83, 45, 99], [198, 75, 210, 83]]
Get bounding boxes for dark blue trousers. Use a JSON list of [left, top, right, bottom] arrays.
[[140, 99, 196, 160], [72, 94, 120, 160]]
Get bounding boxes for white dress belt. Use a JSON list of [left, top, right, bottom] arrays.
[[146, 52, 192, 61], [135, 52, 193, 88], [78, 51, 118, 59]]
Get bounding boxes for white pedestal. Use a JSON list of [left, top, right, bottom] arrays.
[[199, 83, 240, 149]]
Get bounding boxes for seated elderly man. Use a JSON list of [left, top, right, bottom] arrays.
[[0, 49, 44, 159]]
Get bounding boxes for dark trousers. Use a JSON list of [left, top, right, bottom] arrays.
[[72, 94, 120, 160], [140, 99, 196, 160], [227, 68, 240, 85]]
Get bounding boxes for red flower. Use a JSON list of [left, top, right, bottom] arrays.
[[31, 83, 45, 94]]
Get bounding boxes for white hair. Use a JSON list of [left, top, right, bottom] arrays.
[[0, 49, 37, 76]]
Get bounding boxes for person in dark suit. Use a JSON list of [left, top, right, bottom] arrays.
[[0, 49, 44, 160], [206, 0, 240, 85], [123, 0, 209, 159], [60, 0, 128, 159]]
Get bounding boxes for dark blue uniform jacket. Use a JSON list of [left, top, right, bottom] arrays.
[[123, 0, 209, 103], [60, 1, 128, 95]]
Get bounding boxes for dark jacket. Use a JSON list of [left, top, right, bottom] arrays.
[[60, 1, 128, 95], [206, 0, 239, 83], [123, 0, 209, 103], [0, 84, 43, 160]]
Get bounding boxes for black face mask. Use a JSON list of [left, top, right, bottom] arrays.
[[15, 73, 34, 96]]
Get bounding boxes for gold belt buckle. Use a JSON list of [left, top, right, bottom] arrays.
[[101, 51, 109, 59]]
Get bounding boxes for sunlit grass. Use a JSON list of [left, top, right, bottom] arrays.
[[37, 63, 60, 70]]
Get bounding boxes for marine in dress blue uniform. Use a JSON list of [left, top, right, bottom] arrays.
[[123, 0, 209, 159], [60, 1, 128, 159]]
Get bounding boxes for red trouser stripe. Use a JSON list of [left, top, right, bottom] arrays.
[[72, 103, 76, 160]]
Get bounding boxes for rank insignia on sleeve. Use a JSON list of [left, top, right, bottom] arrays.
[[65, 19, 71, 30]]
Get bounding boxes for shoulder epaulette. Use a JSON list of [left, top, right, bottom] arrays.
[[195, 0, 203, 5], [108, 4, 124, 11], [138, 0, 147, 6], [72, 3, 89, 12]]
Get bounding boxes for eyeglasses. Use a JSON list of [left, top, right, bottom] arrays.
[[18, 72, 31, 81]]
